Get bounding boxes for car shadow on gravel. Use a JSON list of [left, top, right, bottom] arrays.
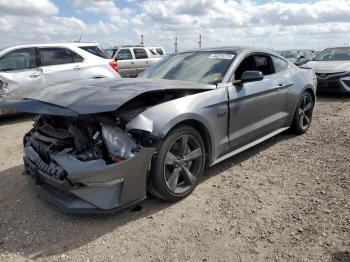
[[204, 131, 295, 179], [0, 113, 32, 126], [0, 131, 296, 260], [317, 93, 350, 102], [0, 165, 175, 259], [331, 251, 350, 262]]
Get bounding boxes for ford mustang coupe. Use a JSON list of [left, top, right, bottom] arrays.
[[0, 47, 316, 213]]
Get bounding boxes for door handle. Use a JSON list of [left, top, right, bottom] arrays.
[[130, 61, 135, 65], [29, 73, 41, 78], [74, 65, 82, 70], [276, 83, 289, 89]]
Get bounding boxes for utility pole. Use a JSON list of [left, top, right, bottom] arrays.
[[140, 34, 144, 46], [198, 34, 202, 49], [174, 37, 178, 53]]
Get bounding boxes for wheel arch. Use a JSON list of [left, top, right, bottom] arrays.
[[305, 87, 316, 103], [166, 119, 213, 166], [288, 85, 316, 126]]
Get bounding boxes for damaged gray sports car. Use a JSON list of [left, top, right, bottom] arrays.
[[0, 47, 317, 213]]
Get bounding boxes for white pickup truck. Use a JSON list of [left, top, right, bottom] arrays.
[[112, 46, 166, 77]]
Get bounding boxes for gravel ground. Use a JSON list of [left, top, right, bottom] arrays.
[[0, 95, 349, 262]]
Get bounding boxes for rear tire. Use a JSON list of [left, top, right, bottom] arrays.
[[148, 125, 206, 202], [291, 91, 314, 135]]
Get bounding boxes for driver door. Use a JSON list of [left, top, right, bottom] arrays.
[[228, 54, 289, 149]]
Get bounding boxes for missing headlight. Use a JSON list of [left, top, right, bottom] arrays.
[[101, 124, 140, 161]]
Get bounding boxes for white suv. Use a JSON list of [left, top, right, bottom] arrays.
[[0, 43, 121, 98], [111, 46, 166, 77]]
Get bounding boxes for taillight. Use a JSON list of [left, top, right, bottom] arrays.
[[109, 60, 119, 73]]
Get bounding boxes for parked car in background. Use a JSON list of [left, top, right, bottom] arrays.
[[278, 50, 314, 66], [304, 47, 350, 93], [0, 47, 316, 213], [312, 50, 322, 59], [112, 45, 166, 77], [0, 43, 120, 99], [105, 47, 118, 58]]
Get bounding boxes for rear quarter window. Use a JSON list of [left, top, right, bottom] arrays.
[[272, 56, 288, 72], [79, 46, 110, 59], [156, 48, 164, 55]]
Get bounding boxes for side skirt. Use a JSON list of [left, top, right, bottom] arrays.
[[211, 127, 289, 166]]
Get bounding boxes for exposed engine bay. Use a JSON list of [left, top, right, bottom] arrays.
[[23, 89, 203, 182]]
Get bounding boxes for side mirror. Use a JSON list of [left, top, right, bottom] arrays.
[[298, 55, 305, 59], [234, 71, 264, 85]]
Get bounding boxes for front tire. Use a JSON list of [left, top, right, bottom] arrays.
[[291, 91, 314, 135], [148, 125, 206, 202]]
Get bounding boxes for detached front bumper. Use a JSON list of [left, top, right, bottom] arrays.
[[23, 146, 155, 214]]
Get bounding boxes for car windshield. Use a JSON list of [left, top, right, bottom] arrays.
[[279, 51, 299, 59], [314, 47, 350, 61], [79, 46, 110, 59], [140, 51, 236, 85]]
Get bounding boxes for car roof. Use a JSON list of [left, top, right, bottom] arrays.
[[3, 43, 99, 50], [176, 46, 281, 56], [107, 46, 163, 49], [322, 47, 350, 49], [278, 49, 313, 52]]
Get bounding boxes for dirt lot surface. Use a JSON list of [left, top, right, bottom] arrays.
[[0, 96, 349, 262]]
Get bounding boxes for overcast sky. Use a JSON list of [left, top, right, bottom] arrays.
[[0, 0, 349, 52]]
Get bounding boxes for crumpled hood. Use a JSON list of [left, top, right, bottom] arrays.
[[304, 60, 350, 73], [0, 78, 214, 116]]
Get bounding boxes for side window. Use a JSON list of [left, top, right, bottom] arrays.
[[115, 49, 132, 60], [235, 55, 274, 80], [156, 48, 164, 55], [0, 48, 37, 72], [133, 48, 148, 59], [148, 49, 157, 56], [79, 46, 109, 59], [272, 56, 288, 72], [72, 52, 84, 63], [40, 48, 79, 66]]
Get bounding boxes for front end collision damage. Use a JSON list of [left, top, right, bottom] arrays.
[[18, 86, 213, 213], [23, 114, 156, 213], [0, 78, 217, 213]]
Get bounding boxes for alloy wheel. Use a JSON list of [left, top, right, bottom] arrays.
[[163, 134, 204, 194], [298, 93, 313, 130]]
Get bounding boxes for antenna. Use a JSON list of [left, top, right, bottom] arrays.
[[198, 34, 202, 49], [75, 34, 83, 43]]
